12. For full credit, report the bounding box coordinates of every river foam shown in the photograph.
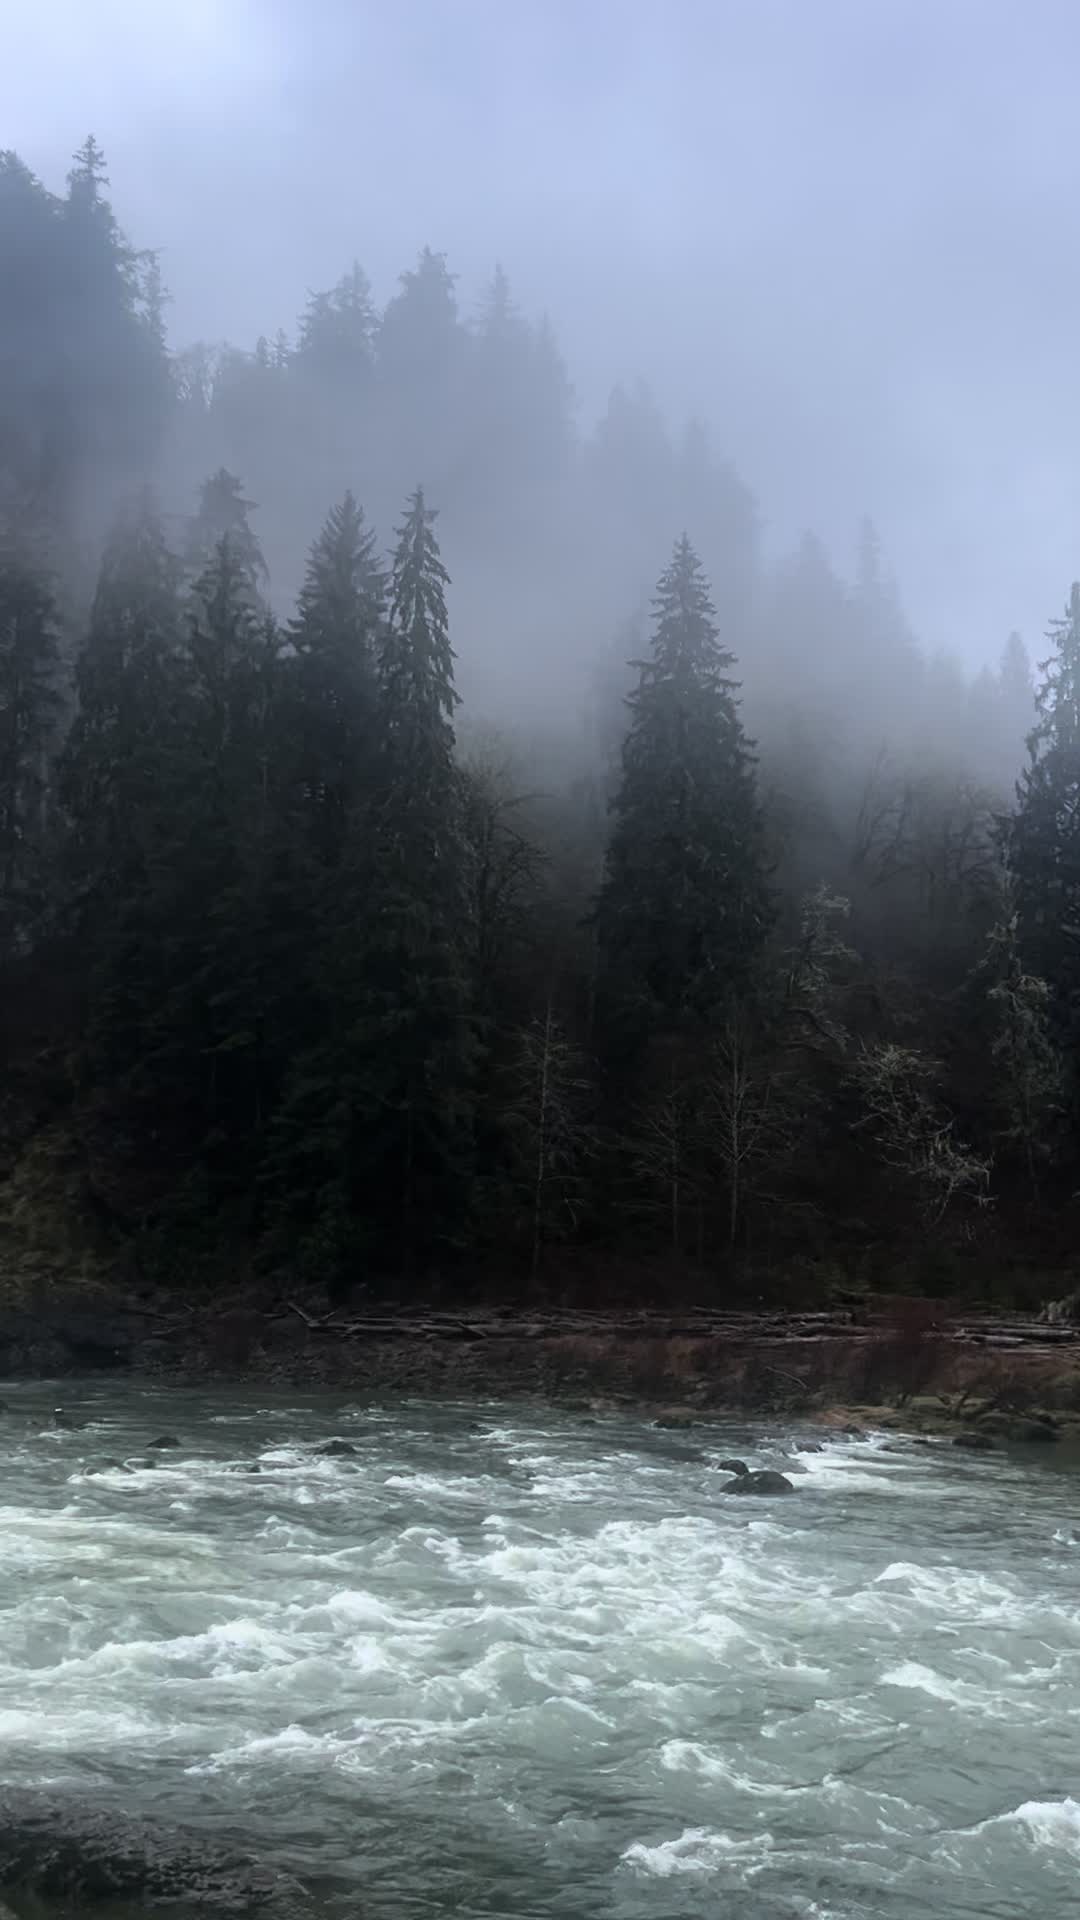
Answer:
[0,1382,1078,1918]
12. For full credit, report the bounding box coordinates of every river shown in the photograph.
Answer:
[0,1381,1077,1918]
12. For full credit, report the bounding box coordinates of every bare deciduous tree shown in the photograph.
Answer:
[504,998,592,1276]
[849,1041,990,1223]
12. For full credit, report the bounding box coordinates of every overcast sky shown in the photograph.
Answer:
[4,0,1079,665]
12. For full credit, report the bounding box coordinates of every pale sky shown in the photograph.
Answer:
[5,0,1080,663]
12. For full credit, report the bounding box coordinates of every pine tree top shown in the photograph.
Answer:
[1028,584,1080,763]
[187,470,267,591]
[292,492,385,656]
[67,134,109,201]
[644,534,738,688]
[379,489,459,767]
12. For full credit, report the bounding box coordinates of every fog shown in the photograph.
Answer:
[7,0,1080,675]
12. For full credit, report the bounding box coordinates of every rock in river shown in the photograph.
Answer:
[316,1438,357,1457]
[721,1469,794,1496]
[713,1457,749,1477]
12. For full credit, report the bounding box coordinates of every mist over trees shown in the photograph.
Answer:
[2,139,1071,1302]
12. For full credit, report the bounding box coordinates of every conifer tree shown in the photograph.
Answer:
[61,492,181,887]
[61,138,170,536]
[295,263,377,385]
[379,249,461,386]
[271,490,476,1279]
[596,536,773,1042]
[982,890,1061,1199]
[185,469,266,595]
[0,543,61,952]
[379,487,459,787]
[288,491,384,865]
[360,489,475,1265]
[103,534,294,1213]
[184,533,275,799]
[375,251,465,507]
[1010,585,1080,1020]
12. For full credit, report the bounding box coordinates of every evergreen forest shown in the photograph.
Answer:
[2,139,1076,1306]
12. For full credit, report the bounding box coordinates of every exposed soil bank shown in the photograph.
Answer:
[4,1288,1080,1451]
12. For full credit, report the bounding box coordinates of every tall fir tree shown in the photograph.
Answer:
[102,529,296,1224]
[1010,584,1080,1035]
[596,535,772,1045]
[185,469,266,596]
[271,490,476,1281]
[0,543,61,953]
[61,138,170,548]
[365,487,475,1262]
[295,263,377,386]
[374,250,465,509]
[378,488,458,782]
[288,491,384,867]
[61,491,181,888]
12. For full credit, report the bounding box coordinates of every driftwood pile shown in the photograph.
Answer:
[279,1300,1080,1352]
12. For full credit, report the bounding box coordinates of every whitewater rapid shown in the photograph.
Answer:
[0,1383,1077,1917]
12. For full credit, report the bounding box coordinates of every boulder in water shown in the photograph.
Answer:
[721,1469,794,1496]
[316,1438,357,1457]
[652,1409,694,1430]
[147,1435,181,1450]
[713,1458,749,1476]
[953,1431,996,1451]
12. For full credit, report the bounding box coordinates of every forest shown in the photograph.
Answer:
[0,138,1075,1306]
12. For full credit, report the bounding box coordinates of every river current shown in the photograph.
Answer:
[0,1382,1077,1918]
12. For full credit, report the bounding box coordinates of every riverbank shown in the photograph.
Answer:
[4,1284,1080,1451]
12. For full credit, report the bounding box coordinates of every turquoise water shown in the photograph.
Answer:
[0,1382,1077,1917]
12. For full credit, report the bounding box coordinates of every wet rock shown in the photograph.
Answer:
[652,1410,694,1430]
[714,1458,749,1476]
[721,1469,794,1496]
[953,1431,996,1451]
[0,1785,291,1911]
[85,1458,131,1476]
[51,1408,88,1431]
[316,1438,357,1457]
[799,1440,825,1453]
[147,1434,181,1450]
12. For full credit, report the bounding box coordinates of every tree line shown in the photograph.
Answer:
[0,140,1075,1302]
